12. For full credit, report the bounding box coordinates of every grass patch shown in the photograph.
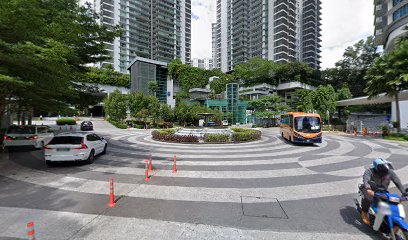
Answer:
[384,136,408,142]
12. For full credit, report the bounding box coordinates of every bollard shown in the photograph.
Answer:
[109,178,115,208]
[173,155,177,173]
[27,221,36,240]
[145,160,150,181]
[149,154,153,172]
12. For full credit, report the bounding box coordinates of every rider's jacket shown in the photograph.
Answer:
[363,168,405,193]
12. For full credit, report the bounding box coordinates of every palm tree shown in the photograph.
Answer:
[365,39,408,132]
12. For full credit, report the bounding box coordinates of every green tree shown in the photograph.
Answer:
[103,90,128,122]
[0,0,120,120]
[313,85,337,123]
[249,94,289,121]
[322,36,379,97]
[146,95,161,125]
[336,86,353,101]
[365,39,408,132]
[159,104,174,122]
[293,89,315,112]
[81,67,130,87]
[148,81,159,96]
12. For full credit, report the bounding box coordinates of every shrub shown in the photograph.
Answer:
[231,129,262,142]
[56,118,76,125]
[390,133,405,138]
[204,134,230,143]
[381,125,390,137]
[404,135,408,141]
[152,130,198,143]
[108,119,127,129]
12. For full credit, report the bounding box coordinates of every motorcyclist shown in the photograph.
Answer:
[360,158,407,225]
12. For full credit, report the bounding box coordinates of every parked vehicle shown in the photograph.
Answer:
[355,184,408,239]
[3,125,54,150]
[280,112,322,144]
[43,132,107,166]
[80,121,93,131]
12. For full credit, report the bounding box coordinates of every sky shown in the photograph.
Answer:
[191,0,374,69]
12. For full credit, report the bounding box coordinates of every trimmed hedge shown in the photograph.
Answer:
[152,130,198,143]
[231,128,262,142]
[56,118,76,125]
[108,119,127,129]
[390,133,405,138]
[204,133,230,143]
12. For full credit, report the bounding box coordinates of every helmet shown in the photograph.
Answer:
[373,158,390,177]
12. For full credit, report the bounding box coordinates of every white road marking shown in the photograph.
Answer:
[317,140,355,156]
[0,207,373,240]
[299,156,360,168]
[108,140,329,158]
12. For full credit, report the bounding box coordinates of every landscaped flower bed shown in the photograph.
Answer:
[152,129,199,143]
[152,128,262,144]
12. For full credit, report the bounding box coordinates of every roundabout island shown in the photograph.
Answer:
[151,127,262,144]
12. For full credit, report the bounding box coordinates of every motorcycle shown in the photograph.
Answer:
[355,184,408,240]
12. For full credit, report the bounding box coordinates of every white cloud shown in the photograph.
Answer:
[191,0,375,68]
[320,0,374,69]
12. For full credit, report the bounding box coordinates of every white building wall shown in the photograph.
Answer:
[391,100,408,129]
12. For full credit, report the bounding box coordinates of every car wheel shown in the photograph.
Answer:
[86,150,95,164]
[45,160,54,167]
[102,144,107,155]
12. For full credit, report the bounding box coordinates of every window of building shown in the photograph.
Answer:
[393,4,408,21]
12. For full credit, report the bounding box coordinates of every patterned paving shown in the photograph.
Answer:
[0,126,407,239]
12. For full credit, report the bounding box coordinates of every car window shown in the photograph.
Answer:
[93,134,101,141]
[7,126,36,134]
[49,136,83,144]
[37,127,48,134]
[86,134,96,141]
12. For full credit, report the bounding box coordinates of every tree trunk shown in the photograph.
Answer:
[395,93,401,133]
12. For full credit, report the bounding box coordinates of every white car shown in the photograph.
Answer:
[43,132,107,166]
[3,125,54,150]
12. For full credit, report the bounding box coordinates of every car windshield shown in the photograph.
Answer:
[294,116,321,133]
[7,126,36,134]
[49,136,83,145]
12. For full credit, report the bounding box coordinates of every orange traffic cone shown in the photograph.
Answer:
[173,155,177,173]
[109,178,115,208]
[27,222,36,240]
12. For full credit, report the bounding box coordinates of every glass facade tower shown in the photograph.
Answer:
[94,0,191,73]
[212,0,322,72]
[374,0,408,52]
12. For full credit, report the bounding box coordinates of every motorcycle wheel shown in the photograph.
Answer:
[394,227,408,240]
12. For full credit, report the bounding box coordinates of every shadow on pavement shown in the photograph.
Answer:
[339,206,381,239]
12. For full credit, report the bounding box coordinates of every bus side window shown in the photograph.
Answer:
[289,115,293,127]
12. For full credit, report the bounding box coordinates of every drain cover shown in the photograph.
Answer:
[240,196,288,219]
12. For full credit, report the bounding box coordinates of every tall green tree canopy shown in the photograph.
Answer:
[0,0,120,116]
[249,94,289,119]
[322,36,379,97]
[365,39,408,131]
[168,59,229,96]
[80,66,130,88]
[234,58,318,87]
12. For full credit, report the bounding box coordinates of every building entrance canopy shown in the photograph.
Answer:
[336,90,408,106]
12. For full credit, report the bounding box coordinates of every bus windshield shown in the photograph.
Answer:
[294,116,321,133]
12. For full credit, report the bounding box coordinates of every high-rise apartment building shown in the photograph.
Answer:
[374,0,408,52]
[212,0,321,72]
[94,0,191,73]
[192,58,213,70]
